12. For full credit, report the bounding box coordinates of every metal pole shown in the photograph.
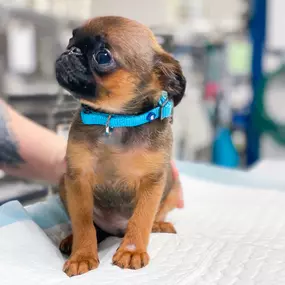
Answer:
[246,0,266,166]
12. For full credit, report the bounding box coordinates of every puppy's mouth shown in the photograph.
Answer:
[55,47,96,98]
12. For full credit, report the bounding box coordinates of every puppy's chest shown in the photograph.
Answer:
[92,146,149,235]
[89,130,166,230]
[94,142,159,182]
[92,143,161,211]
[92,145,149,203]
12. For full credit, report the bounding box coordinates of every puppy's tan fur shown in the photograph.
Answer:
[56,16,186,276]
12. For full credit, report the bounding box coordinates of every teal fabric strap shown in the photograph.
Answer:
[80,91,173,130]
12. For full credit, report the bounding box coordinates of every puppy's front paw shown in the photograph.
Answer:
[112,248,149,270]
[63,250,99,277]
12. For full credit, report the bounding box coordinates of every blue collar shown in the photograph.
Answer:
[80,91,173,134]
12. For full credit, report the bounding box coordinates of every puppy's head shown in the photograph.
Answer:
[55,16,186,114]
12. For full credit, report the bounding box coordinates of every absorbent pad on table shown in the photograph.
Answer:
[0,174,285,285]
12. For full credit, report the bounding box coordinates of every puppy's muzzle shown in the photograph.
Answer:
[55,47,96,97]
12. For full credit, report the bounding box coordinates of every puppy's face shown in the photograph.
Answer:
[55,16,186,113]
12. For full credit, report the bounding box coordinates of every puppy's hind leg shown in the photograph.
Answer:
[59,226,111,256]
[152,178,181,234]
[60,234,73,256]
[152,221,176,234]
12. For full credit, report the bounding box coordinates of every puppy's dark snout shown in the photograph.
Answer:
[55,45,96,97]
[68,46,82,55]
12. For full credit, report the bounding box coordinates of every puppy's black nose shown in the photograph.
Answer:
[68,46,82,55]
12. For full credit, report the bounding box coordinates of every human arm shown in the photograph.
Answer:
[0,99,67,185]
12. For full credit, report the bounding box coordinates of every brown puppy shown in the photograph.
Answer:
[55,16,186,277]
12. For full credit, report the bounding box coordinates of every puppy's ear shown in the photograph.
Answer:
[154,53,186,106]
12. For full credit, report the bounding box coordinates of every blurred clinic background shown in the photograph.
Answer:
[0,0,284,204]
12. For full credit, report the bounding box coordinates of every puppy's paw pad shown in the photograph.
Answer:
[152,221,177,234]
[63,254,99,277]
[59,235,73,255]
[112,250,149,270]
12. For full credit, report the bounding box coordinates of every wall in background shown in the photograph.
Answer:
[0,0,244,31]
[88,0,178,28]
[0,0,179,27]
[202,0,244,29]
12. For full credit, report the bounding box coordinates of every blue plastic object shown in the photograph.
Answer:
[212,127,239,168]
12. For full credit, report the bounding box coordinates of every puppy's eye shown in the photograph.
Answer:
[91,48,116,74]
[95,49,112,65]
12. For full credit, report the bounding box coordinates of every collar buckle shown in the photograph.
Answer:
[105,115,112,135]
[158,91,170,120]
[160,99,169,120]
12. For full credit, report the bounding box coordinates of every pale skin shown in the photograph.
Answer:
[0,99,184,208]
[0,99,67,184]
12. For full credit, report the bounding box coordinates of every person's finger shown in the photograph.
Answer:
[176,186,184,208]
[171,161,184,208]
[171,160,179,179]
